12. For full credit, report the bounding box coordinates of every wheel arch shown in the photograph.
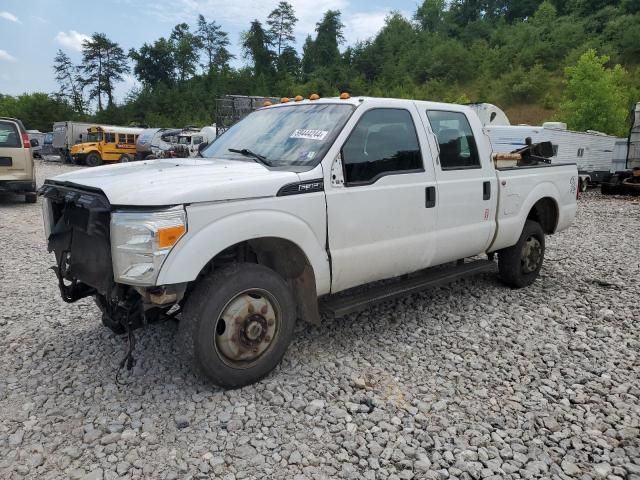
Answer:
[157,210,330,324]
[526,196,559,234]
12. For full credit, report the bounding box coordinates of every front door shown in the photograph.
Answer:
[419,109,497,265]
[325,102,438,293]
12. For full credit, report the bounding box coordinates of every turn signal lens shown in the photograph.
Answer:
[158,224,186,249]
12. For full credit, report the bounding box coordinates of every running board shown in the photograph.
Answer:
[321,260,496,318]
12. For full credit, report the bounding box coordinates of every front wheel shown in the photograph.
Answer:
[180,263,296,388]
[85,152,103,167]
[497,220,545,288]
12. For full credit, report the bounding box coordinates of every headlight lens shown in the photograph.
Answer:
[111,206,186,285]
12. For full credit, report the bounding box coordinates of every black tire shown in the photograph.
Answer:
[180,263,296,388]
[119,154,133,163]
[145,154,157,160]
[25,192,37,203]
[498,220,545,288]
[85,152,103,167]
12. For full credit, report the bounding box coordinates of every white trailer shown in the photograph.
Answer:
[484,122,617,190]
[52,121,98,163]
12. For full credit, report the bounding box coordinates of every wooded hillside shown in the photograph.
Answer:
[1,0,638,136]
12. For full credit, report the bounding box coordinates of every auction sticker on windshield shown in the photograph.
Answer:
[290,129,329,141]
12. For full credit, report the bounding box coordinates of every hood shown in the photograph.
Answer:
[71,143,98,152]
[48,158,300,206]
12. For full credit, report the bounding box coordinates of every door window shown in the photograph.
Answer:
[426,110,480,170]
[0,121,20,148]
[342,108,422,185]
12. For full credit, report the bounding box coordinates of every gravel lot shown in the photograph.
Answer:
[1,159,639,480]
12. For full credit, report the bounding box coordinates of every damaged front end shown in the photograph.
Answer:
[40,181,186,333]
[41,182,114,303]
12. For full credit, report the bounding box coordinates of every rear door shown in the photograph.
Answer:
[0,119,29,181]
[419,109,497,264]
[325,101,438,293]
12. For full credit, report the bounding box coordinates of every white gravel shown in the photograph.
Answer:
[0,160,639,480]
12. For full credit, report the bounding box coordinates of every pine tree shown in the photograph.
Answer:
[79,33,130,110]
[196,14,233,73]
[266,2,298,56]
[53,49,85,114]
[314,10,345,68]
[242,20,275,77]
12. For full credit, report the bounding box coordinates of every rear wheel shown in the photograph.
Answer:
[85,153,103,167]
[180,263,296,388]
[119,154,133,163]
[498,220,545,288]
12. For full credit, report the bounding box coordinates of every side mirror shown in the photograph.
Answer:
[30,139,39,147]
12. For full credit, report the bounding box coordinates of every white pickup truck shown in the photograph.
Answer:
[40,96,578,387]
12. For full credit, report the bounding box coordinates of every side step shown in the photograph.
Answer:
[321,260,496,318]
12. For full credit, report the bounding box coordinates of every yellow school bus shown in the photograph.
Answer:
[70,125,143,167]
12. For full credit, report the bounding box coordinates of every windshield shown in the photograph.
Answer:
[201,103,354,168]
[86,132,103,142]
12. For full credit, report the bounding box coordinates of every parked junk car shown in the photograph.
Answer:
[0,117,37,202]
[70,125,144,166]
[52,121,98,163]
[136,128,180,160]
[41,132,55,156]
[40,95,578,388]
[136,126,217,160]
[27,130,46,159]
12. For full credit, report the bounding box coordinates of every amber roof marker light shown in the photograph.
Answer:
[294,95,304,102]
[280,97,289,103]
[339,92,351,100]
[263,100,272,107]
[309,93,320,100]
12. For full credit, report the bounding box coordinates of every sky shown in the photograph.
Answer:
[0,0,417,101]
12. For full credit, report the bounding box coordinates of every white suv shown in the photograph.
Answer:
[0,117,37,203]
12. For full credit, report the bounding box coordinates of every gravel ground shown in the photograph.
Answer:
[0,159,639,480]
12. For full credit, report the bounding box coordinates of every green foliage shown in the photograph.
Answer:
[21,1,637,133]
[560,49,630,136]
[0,93,78,132]
[79,33,129,111]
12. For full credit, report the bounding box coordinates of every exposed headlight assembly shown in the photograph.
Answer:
[110,206,186,286]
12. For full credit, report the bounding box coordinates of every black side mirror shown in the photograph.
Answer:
[30,139,39,147]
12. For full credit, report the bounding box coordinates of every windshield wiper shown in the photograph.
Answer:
[228,148,272,167]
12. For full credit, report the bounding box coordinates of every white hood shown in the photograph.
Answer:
[48,158,301,206]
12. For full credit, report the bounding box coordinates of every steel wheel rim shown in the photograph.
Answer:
[521,236,543,273]
[213,288,280,369]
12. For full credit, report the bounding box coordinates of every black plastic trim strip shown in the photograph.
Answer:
[277,178,324,196]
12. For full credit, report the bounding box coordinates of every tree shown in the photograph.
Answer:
[0,93,76,132]
[52,49,85,114]
[559,49,629,136]
[266,2,298,56]
[314,10,345,68]
[170,23,202,82]
[196,14,233,73]
[242,20,275,77]
[415,0,446,32]
[129,38,177,87]
[301,35,316,75]
[79,33,130,111]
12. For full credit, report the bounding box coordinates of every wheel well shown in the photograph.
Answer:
[192,237,321,324]
[527,197,558,234]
